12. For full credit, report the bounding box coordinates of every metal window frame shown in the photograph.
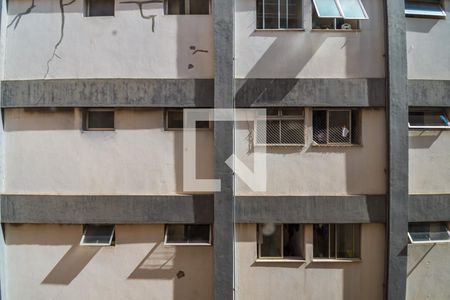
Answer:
[314,223,361,260]
[257,224,305,260]
[260,0,302,29]
[254,108,305,146]
[313,109,356,146]
[85,108,115,131]
[312,0,368,19]
[405,0,446,18]
[80,224,115,246]
[408,222,450,244]
[164,108,212,131]
[164,224,213,246]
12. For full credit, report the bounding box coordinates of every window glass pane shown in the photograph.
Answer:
[313,224,330,258]
[87,0,115,16]
[87,111,114,129]
[190,0,209,14]
[409,222,450,242]
[166,225,188,243]
[186,225,210,243]
[336,224,360,258]
[409,110,449,127]
[264,0,280,29]
[405,1,446,17]
[351,110,361,144]
[328,111,351,143]
[287,0,302,28]
[168,0,185,14]
[257,0,264,28]
[283,224,303,258]
[260,224,282,257]
[167,110,184,129]
[82,225,114,245]
[339,0,367,19]
[313,110,327,144]
[429,223,450,241]
[312,0,341,17]
[280,0,288,28]
[280,120,304,144]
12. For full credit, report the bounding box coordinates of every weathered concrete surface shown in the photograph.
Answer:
[235,79,386,107]
[1,79,214,107]
[0,195,213,224]
[407,80,450,106]
[235,195,386,223]
[408,195,450,222]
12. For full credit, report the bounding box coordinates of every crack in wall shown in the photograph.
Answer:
[7,0,36,30]
[44,0,77,79]
[120,0,163,32]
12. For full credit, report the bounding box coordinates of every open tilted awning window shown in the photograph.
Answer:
[80,225,115,246]
[405,1,446,18]
[408,223,450,244]
[312,0,369,19]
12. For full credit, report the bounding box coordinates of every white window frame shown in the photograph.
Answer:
[405,0,447,18]
[85,108,115,131]
[313,224,361,261]
[257,0,304,29]
[313,109,358,146]
[408,222,450,244]
[254,108,305,146]
[257,224,305,260]
[164,108,212,131]
[164,0,211,15]
[80,225,115,246]
[312,0,368,19]
[408,109,450,130]
[164,224,212,246]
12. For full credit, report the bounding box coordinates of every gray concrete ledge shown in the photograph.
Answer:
[235,78,386,107]
[0,195,213,224]
[409,194,450,222]
[408,80,450,107]
[235,195,386,223]
[0,79,214,108]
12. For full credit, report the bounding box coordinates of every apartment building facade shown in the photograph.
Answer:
[0,0,449,299]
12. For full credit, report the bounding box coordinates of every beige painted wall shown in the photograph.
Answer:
[5,224,213,300]
[409,115,450,194]
[235,223,385,300]
[406,0,450,80]
[3,108,214,195]
[235,0,385,78]
[406,241,450,300]
[235,108,386,196]
[5,0,213,80]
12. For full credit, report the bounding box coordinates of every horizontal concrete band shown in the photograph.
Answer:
[0,79,214,108]
[235,195,387,223]
[408,194,450,222]
[408,80,450,107]
[0,195,214,224]
[235,78,386,107]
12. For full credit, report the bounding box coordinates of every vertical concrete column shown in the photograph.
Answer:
[213,0,235,298]
[384,0,409,299]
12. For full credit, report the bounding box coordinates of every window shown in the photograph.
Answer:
[256,0,303,29]
[166,0,210,15]
[257,224,304,259]
[408,108,450,129]
[312,0,368,30]
[313,224,361,259]
[80,225,115,246]
[165,224,211,245]
[84,109,115,131]
[405,0,446,18]
[313,109,361,145]
[85,0,115,17]
[408,222,450,244]
[255,108,305,145]
[165,109,211,130]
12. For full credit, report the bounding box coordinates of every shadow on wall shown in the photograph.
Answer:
[409,130,441,149]
[42,246,100,285]
[406,18,439,33]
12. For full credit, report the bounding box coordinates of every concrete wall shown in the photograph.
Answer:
[406,241,450,300]
[4,224,213,300]
[235,223,385,300]
[3,108,214,195]
[409,112,450,194]
[4,0,213,80]
[235,0,385,78]
[235,108,386,196]
[406,0,450,80]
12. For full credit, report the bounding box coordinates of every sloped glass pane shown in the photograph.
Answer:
[82,225,114,245]
[313,0,341,18]
[405,2,446,17]
[339,0,368,19]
